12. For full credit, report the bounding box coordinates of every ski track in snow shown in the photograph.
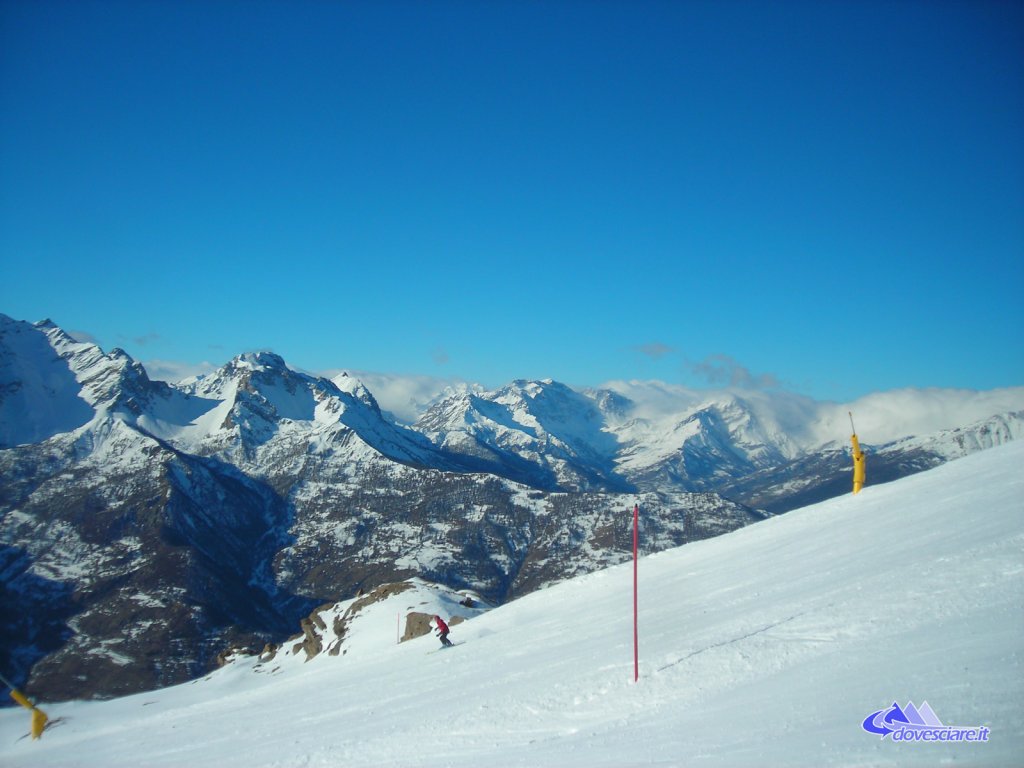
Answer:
[1,442,1022,767]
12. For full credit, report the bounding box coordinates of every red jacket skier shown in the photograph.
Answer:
[429,615,453,648]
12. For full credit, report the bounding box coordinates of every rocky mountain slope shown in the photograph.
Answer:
[1,313,1021,702]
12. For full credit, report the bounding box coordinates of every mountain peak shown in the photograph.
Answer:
[332,371,381,413]
[232,351,288,372]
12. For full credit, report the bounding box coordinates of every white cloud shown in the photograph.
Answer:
[633,342,676,360]
[321,369,477,424]
[688,353,783,390]
[129,332,161,346]
[67,329,101,345]
[143,359,218,384]
[598,378,705,419]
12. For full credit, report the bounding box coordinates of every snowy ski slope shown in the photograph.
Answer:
[1,441,1021,767]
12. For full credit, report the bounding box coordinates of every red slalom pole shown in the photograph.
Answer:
[633,503,639,683]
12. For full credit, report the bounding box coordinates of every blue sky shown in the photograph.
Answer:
[1,0,1022,402]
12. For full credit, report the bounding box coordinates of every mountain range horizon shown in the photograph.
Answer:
[14,313,1020,441]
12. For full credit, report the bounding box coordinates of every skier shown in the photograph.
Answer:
[430,615,453,648]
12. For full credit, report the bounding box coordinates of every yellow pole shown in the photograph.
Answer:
[850,412,866,494]
[1,674,48,739]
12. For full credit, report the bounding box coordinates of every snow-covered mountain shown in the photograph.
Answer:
[414,379,628,491]
[416,375,1023,507]
[1,315,764,702]
[2,440,1019,767]
[1,313,1021,703]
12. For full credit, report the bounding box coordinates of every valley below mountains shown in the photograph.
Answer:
[1,313,1021,702]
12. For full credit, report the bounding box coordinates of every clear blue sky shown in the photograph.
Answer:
[2,0,1022,401]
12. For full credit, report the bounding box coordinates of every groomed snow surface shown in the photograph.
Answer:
[2,442,1022,767]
